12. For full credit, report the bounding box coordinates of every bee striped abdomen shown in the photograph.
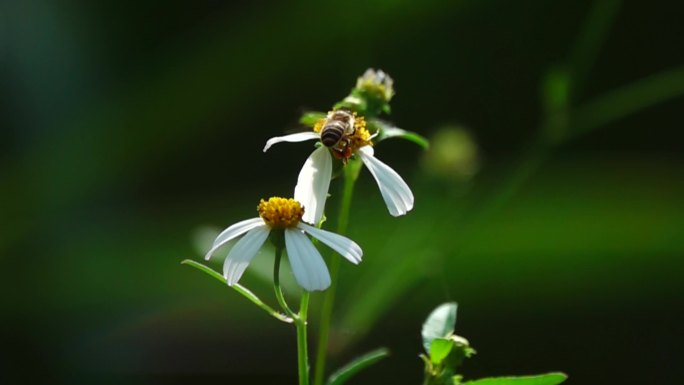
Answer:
[321,121,346,147]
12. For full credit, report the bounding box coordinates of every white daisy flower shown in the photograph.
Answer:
[205,197,362,292]
[263,110,414,224]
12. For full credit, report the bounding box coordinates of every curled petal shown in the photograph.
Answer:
[294,146,332,225]
[284,229,331,291]
[357,146,414,216]
[223,225,270,285]
[297,223,362,264]
[263,131,320,152]
[206,217,265,260]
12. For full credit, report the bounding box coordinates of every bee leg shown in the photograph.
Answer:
[331,137,355,164]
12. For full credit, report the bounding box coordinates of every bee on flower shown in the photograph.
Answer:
[318,108,370,162]
[263,108,414,225]
[205,197,362,292]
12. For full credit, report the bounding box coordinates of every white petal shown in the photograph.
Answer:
[357,146,414,216]
[205,217,264,260]
[297,223,362,264]
[263,131,320,152]
[284,229,331,291]
[223,225,270,285]
[294,146,332,225]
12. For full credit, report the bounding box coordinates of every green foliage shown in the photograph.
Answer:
[420,304,564,385]
[371,119,430,149]
[331,68,394,118]
[181,259,226,284]
[300,111,327,127]
[421,303,475,385]
[422,302,458,352]
[326,348,390,385]
[429,338,454,365]
[181,259,292,323]
[334,95,368,116]
[460,373,567,385]
[338,89,389,118]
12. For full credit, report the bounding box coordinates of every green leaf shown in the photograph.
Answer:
[182,258,226,284]
[461,373,567,385]
[334,96,367,114]
[430,338,454,365]
[181,259,293,323]
[422,303,458,352]
[569,66,684,142]
[300,111,326,127]
[326,348,390,385]
[372,120,429,149]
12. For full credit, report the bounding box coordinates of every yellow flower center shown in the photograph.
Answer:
[312,118,325,134]
[258,197,304,229]
[347,116,372,150]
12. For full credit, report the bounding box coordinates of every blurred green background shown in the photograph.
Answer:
[2,0,683,384]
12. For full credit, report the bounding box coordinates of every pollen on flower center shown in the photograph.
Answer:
[258,197,304,229]
[347,116,371,150]
[313,118,325,134]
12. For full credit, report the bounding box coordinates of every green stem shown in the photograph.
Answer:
[273,245,296,320]
[313,254,340,385]
[181,259,292,323]
[186,250,313,385]
[296,292,311,385]
[313,160,361,385]
[273,246,311,385]
[568,0,622,102]
[336,160,360,235]
[568,66,684,141]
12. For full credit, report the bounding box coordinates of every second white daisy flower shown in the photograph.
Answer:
[205,197,362,292]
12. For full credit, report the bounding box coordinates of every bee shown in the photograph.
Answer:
[320,109,356,160]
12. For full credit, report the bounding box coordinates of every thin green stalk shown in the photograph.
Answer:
[337,159,361,235]
[296,292,311,385]
[569,66,684,141]
[313,254,340,385]
[273,245,297,319]
[181,259,292,323]
[273,244,311,385]
[313,159,362,385]
[569,0,622,102]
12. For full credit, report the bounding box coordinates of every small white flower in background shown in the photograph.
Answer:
[263,110,414,225]
[356,68,395,102]
[205,197,362,292]
[338,68,395,115]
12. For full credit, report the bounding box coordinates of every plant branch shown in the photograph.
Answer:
[181,259,293,323]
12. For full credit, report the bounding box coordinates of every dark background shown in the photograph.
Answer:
[2,1,683,384]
